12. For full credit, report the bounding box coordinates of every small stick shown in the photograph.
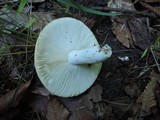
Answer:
[140,2,160,16]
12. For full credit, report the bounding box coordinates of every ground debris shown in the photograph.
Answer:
[0,0,160,120]
[0,80,31,114]
[127,17,152,50]
[46,97,70,120]
[136,73,159,112]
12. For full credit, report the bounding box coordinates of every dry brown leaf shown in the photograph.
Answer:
[88,84,103,102]
[110,0,151,49]
[0,80,31,114]
[112,19,132,48]
[46,97,70,120]
[137,74,160,112]
[85,18,96,29]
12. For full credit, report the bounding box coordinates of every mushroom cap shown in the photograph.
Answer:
[35,17,102,97]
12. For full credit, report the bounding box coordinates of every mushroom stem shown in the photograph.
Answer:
[68,44,112,65]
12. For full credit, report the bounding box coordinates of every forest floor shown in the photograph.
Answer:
[0,0,160,120]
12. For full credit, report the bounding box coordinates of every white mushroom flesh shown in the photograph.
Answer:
[68,45,112,65]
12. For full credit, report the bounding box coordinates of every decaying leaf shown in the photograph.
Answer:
[112,17,152,49]
[60,93,97,120]
[60,84,103,115]
[108,0,135,48]
[85,18,96,29]
[46,97,70,120]
[110,0,152,49]
[109,0,135,48]
[112,19,132,48]
[137,73,160,112]
[128,18,151,50]
[60,96,92,111]
[0,80,31,114]
[88,84,103,102]
[124,81,141,98]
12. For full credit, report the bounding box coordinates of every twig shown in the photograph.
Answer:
[140,2,160,16]
[92,7,157,18]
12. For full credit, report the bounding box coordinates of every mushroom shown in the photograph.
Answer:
[35,17,112,97]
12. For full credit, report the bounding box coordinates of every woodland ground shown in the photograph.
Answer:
[0,0,160,120]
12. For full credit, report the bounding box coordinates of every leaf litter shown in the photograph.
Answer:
[0,0,160,120]
[0,80,31,114]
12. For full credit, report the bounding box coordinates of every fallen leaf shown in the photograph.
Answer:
[112,18,132,48]
[137,73,159,112]
[46,97,70,120]
[60,95,96,120]
[85,18,96,29]
[128,18,151,50]
[0,80,31,114]
[61,97,86,110]
[88,84,103,102]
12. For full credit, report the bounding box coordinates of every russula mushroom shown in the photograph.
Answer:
[35,17,112,97]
